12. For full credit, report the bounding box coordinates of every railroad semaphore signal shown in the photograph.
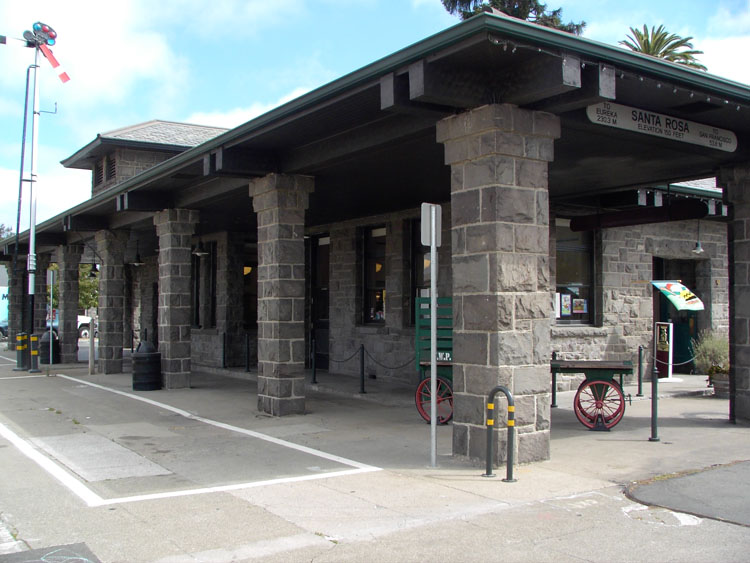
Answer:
[23,22,70,82]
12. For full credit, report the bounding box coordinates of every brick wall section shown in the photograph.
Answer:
[437,104,559,465]
[321,207,452,382]
[154,209,198,388]
[550,219,728,387]
[96,230,128,373]
[58,245,83,362]
[721,165,750,420]
[92,149,176,197]
[250,174,312,416]
[137,257,159,347]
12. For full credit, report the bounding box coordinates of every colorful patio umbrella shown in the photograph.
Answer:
[651,280,704,311]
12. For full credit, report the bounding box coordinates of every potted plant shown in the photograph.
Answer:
[692,330,729,398]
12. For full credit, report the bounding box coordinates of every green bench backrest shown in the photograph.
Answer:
[415,297,453,371]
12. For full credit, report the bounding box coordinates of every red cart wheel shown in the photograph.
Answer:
[415,377,453,424]
[573,379,625,429]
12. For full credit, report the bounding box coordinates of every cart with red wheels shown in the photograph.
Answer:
[414,297,453,424]
[550,359,634,429]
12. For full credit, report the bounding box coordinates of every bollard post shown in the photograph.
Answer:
[14,333,28,371]
[482,385,517,482]
[29,334,40,373]
[359,344,366,393]
[311,338,317,384]
[649,361,660,442]
[637,345,644,397]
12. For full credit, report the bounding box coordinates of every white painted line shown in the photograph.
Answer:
[56,373,379,471]
[101,467,380,506]
[0,373,382,507]
[0,420,105,507]
[0,375,49,380]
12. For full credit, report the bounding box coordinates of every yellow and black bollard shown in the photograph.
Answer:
[14,333,29,371]
[29,334,41,373]
[483,385,517,482]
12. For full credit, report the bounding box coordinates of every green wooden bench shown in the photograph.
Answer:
[414,297,453,424]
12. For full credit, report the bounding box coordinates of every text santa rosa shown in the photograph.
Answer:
[587,102,737,153]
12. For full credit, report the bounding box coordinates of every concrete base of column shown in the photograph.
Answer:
[163,372,190,389]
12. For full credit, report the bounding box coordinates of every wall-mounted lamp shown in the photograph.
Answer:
[130,240,145,267]
[89,264,99,278]
[192,241,209,257]
[693,221,705,255]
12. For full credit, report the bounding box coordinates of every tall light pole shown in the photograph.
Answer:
[17,22,69,351]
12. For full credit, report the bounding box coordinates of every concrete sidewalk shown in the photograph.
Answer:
[1,351,748,562]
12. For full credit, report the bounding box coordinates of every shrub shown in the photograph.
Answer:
[692,330,729,375]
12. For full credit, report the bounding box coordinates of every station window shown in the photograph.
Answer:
[556,219,594,324]
[362,226,386,323]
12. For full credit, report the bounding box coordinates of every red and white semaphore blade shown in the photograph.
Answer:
[38,43,70,83]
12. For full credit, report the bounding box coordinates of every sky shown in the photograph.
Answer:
[1,0,749,233]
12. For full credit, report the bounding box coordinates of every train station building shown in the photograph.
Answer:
[2,11,749,464]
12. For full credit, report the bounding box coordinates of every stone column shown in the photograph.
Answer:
[33,254,50,335]
[58,245,83,363]
[437,104,560,464]
[96,230,128,373]
[154,209,198,389]
[720,164,750,420]
[250,174,313,416]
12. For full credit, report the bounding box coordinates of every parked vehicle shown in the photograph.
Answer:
[46,315,94,338]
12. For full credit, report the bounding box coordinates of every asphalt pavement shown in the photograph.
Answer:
[0,345,749,562]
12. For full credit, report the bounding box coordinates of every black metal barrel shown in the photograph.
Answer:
[132,341,162,391]
[39,331,60,364]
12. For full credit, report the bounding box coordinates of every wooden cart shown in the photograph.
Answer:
[550,358,634,429]
[414,297,453,424]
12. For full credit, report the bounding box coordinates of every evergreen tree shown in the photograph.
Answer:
[442,0,585,35]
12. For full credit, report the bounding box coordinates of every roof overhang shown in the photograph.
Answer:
[4,12,750,252]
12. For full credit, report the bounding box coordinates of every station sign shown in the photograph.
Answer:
[587,101,737,153]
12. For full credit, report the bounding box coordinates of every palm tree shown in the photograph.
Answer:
[441,0,585,35]
[619,25,707,71]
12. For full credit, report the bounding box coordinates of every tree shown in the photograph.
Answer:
[619,25,707,71]
[441,1,585,35]
[0,224,13,239]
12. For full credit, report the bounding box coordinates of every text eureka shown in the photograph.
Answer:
[588,102,737,151]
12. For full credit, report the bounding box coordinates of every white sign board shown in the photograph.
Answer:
[421,203,441,247]
[586,102,737,153]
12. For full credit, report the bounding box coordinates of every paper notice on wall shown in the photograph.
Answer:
[560,294,572,316]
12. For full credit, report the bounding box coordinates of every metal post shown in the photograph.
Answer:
[429,204,438,468]
[88,317,96,375]
[222,332,227,368]
[25,48,40,350]
[483,385,517,482]
[359,344,366,393]
[637,345,644,397]
[551,351,558,408]
[649,361,660,442]
[311,338,317,384]
[245,332,251,373]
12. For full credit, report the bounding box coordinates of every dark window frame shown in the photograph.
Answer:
[555,220,596,325]
[360,225,387,324]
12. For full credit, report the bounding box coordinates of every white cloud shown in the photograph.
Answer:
[184,87,312,128]
[696,36,750,85]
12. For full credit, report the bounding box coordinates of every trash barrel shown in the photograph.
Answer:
[132,341,162,391]
[39,331,60,364]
